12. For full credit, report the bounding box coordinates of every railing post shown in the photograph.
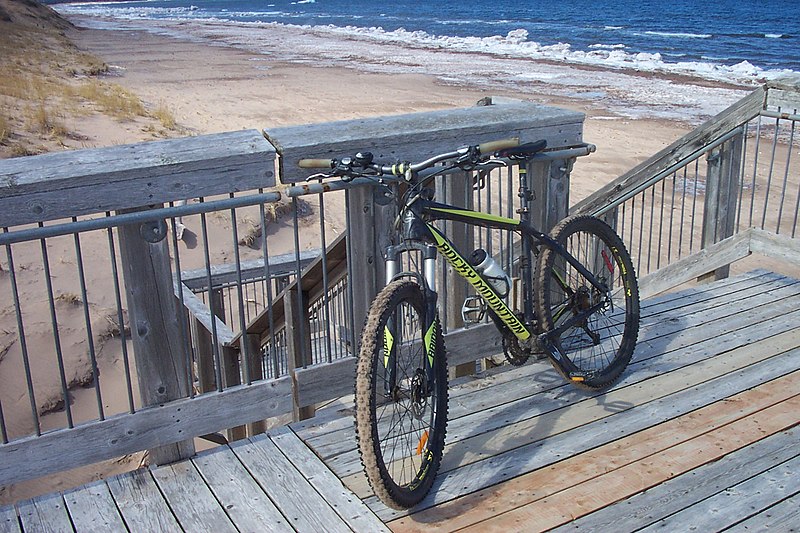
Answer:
[346,185,396,345]
[700,132,744,282]
[285,286,315,421]
[245,333,267,435]
[117,211,195,466]
[347,187,379,347]
[530,158,572,233]
[193,288,225,393]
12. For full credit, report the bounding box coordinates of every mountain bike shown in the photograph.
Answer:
[299,138,640,509]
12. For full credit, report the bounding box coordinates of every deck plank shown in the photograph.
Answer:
[338,303,800,489]
[63,481,126,533]
[303,272,800,463]
[639,454,800,532]
[16,493,71,533]
[369,338,800,520]
[191,446,291,532]
[151,461,237,532]
[389,371,800,531]
[0,506,19,533]
[452,394,800,532]
[293,270,792,451]
[268,426,389,532]
[106,469,181,532]
[230,435,353,533]
[727,493,800,532]
[554,429,800,532]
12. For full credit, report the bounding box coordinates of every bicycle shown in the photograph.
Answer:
[299,138,640,509]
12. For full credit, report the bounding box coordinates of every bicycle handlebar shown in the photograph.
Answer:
[296,137,540,180]
[477,138,520,154]
[298,159,335,169]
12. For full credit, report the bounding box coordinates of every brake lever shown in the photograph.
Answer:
[305,172,333,182]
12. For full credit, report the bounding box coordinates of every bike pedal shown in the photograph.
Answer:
[568,372,588,383]
[461,295,486,324]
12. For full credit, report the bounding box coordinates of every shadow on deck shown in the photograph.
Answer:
[3,269,799,532]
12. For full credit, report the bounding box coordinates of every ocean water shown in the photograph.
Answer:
[50,0,800,120]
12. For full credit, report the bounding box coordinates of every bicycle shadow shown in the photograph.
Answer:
[400,313,683,526]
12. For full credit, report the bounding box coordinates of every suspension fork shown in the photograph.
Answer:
[383,243,439,395]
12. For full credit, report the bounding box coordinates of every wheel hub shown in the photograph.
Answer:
[410,369,428,418]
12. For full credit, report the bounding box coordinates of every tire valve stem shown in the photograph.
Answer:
[416,430,429,455]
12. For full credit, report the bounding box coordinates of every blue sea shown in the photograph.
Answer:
[50,0,800,120]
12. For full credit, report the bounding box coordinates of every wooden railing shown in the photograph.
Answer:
[0,99,588,487]
[574,78,800,296]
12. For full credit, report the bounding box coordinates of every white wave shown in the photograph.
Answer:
[765,33,784,39]
[53,4,795,86]
[589,43,626,50]
[642,31,712,39]
[298,24,791,84]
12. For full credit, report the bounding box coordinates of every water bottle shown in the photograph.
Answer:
[469,248,511,298]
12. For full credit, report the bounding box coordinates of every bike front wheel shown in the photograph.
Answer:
[354,279,448,509]
[535,215,640,389]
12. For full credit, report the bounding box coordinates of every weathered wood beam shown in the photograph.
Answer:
[266,102,584,184]
[293,323,504,407]
[176,282,236,345]
[179,249,319,291]
[749,229,800,265]
[0,130,276,226]
[0,378,293,487]
[638,230,752,299]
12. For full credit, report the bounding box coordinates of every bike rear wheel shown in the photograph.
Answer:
[354,279,448,509]
[535,215,639,389]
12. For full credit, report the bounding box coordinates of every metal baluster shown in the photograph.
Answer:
[105,215,135,413]
[748,115,763,228]
[229,199,251,384]
[71,222,104,419]
[656,179,666,271]
[317,186,334,364]
[291,196,308,368]
[637,191,646,274]
[169,208,195,398]
[678,166,689,259]
[689,160,700,254]
[761,116,781,230]
[775,118,795,234]
[667,172,677,264]
[4,231,40,434]
[39,228,73,428]
[199,201,223,392]
[258,193,279,378]
[344,189,357,358]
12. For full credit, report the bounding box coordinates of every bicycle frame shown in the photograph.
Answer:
[383,195,613,379]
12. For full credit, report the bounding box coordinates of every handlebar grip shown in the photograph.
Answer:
[298,159,334,169]
[477,138,520,155]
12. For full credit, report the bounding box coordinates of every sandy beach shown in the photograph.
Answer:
[63,19,703,203]
[1,4,760,504]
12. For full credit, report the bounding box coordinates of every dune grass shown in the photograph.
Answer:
[0,14,181,157]
[0,114,8,144]
[74,80,147,119]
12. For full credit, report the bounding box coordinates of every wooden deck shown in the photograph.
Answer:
[293,268,800,531]
[2,269,799,532]
[0,427,388,533]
